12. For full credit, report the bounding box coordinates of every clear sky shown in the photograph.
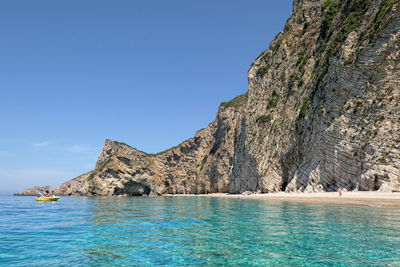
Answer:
[0,0,293,194]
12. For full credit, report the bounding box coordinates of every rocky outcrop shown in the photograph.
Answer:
[245,0,400,193]
[56,172,91,195]
[14,186,54,196]
[73,103,246,196]
[17,0,400,196]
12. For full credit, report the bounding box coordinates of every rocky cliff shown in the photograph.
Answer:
[17,0,400,196]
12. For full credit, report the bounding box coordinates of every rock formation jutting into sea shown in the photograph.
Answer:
[17,0,400,196]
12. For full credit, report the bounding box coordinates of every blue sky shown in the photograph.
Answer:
[0,0,292,194]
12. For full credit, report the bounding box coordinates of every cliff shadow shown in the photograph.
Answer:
[229,117,261,193]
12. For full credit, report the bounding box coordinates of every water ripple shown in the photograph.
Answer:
[1,196,400,266]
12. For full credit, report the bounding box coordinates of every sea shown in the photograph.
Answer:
[1,195,400,266]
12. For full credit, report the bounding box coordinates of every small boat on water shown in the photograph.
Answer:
[35,196,60,201]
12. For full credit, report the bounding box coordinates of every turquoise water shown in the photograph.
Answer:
[1,196,400,266]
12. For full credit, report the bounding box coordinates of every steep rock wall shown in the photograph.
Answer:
[17,0,400,196]
[242,0,400,193]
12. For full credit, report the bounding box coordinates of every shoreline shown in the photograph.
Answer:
[165,192,400,209]
[12,191,400,209]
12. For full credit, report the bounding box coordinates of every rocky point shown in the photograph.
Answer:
[16,0,400,196]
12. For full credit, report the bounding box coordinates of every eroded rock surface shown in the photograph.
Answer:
[14,186,54,196]
[17,0,400,196]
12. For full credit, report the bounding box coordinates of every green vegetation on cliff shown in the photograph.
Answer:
[87,172,96,181]
[373,0,393,34]
[256,65,271,78]
[112,141,131,147]
[87,157,113,181]
[267,91,280,109]
[200,155,208,170]
[299,99,311,118]
[220,92,248,110]
[256,114,273,124]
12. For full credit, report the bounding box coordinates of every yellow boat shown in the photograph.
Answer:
[35,196,60,201]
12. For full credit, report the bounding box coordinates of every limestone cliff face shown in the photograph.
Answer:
[244,0,400,193]
[17,0,400,196]
[45,103,234,196]
[75,103,245,196]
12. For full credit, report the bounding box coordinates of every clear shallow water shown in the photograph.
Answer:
[1,196,400,266]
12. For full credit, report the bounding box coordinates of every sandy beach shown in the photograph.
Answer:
[167,192,400,209]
